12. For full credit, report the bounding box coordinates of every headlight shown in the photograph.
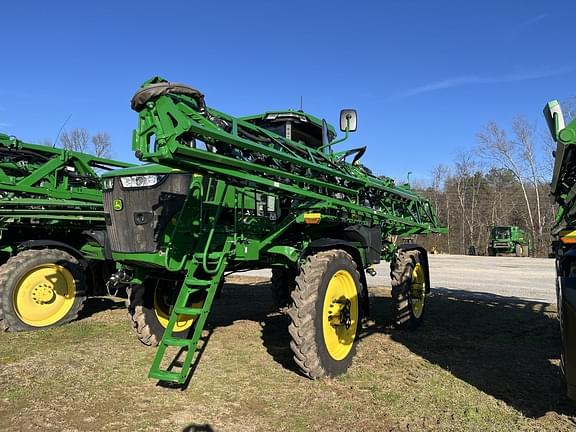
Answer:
[119,174,166,188]
[102,177,114,190]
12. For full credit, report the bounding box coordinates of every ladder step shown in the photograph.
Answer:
[173,306,204,315]
[162,337,191,347]
[184,279,212,287]
[149,244,233,384]
[193,252,225,260]
[148,369,185,383]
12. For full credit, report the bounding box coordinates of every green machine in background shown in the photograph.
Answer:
[0,133,132,331]
[487,225,530,257]
[546,100,576,399]
[103,77,446,384]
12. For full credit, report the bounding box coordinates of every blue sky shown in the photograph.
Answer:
[1,1,574,183]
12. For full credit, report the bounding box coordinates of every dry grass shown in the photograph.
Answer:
[0,276,575,431]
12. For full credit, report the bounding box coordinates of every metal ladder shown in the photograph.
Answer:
[148,241,232,384]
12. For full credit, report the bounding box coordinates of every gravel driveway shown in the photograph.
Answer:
[241,254,557,304]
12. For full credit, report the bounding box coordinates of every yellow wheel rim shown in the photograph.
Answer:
[322,270,359,361]
[410,263,426,319]
[13,264,76,327]
[153,289,200,332]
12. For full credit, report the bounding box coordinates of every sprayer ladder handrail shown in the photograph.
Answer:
[148,240,233,384]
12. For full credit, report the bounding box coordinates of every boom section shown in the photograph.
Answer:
[0,133,133,224]
[130,79,444,235]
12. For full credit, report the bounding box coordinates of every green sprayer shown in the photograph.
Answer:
[487,225,530,257]
[0,133,131,331]
[546,99,576,399]
[103,77,446,384]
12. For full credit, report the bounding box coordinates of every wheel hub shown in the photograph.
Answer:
[13,262,77,327]
[328,298,352,329]
[322,269,359,361]
[31,283,55,304]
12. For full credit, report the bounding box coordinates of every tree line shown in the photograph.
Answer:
[42,128,112,158]
[414,98,575,257]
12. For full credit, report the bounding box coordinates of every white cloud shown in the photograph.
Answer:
[517,14,548,31]
[399,66,576,98]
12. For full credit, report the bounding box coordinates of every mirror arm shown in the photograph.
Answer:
[318,129,349,151]
[318,117,351,151]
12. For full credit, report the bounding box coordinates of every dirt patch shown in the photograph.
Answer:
[0,277,574,431]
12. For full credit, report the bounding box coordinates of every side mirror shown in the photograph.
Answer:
[339,109,357,132]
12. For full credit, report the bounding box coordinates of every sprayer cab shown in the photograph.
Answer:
[240,109,358,151]
[240,110,336,150]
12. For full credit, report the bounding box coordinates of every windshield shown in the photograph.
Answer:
[493,227,510,239]
[247,118,324,148]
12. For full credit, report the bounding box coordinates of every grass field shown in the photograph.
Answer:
[1,276,575,431]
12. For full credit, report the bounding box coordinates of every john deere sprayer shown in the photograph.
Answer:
[0,133,131,331]
[487,225,530,257]
[546,100,576,399]
[103,77,446,384]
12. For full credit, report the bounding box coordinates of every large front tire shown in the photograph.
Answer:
[288,250,362,379]
[126,279,202,346]
[391,249,427,330]
[0,249,86,331]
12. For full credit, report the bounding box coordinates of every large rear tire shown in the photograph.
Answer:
[126,279,202,346]
[391,249,427,330]
[288,250,362,379]
[0,249,86,331]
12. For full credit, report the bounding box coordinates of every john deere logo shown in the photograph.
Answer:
[113,199,123,211]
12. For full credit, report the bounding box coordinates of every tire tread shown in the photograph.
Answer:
[0,249,86,332]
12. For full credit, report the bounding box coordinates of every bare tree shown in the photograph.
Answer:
[431,164,449,212]
[434,165,450,252]
[476,122,534,235]
[541,130,556,178]
[476,119,551,254]
[92,132,112,158]
[454,154,484,253]
[60,128,89,153]
[563,96,576,122]
[513,118,544,241]
[40,138,54,147]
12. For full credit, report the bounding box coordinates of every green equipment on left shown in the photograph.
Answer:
[0,132,132,331]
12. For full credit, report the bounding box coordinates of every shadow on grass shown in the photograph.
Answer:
[363,288,576,419]
[155,280,302,389]
[156,328,215,391]
[77,296,125,321]
[109,275,573,420]
[182,424,214,432]
[209,280,302,375]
